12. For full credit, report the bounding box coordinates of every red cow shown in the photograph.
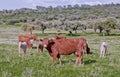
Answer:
[54,35,66,39]
[40,37,90,66]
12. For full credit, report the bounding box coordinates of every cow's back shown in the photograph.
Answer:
[51,38,80,55]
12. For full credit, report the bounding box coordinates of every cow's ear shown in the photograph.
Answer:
[49,39,54,44]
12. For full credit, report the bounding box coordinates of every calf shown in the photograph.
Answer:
[40,37,90,66]
[100,42,107,57]
[18,42,27,56]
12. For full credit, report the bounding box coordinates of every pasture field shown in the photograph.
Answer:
[0,27,120,77]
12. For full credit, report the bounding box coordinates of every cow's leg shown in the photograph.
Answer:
[24,47,26,55]
[102,49,105,57]
[104,48,107,56]
[51,53,57,66]
[57,54,62,66]
[75,57,79,65]
[75,52,79,65]
[76,51,83,66]
[37,45,41,53]
[51,57,56,66]
[103,49,106,57]
[100,50,102,57]
[79,53,83,66]
[18,42,21,56]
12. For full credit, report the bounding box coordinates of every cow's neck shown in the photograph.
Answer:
[46,44,53,53]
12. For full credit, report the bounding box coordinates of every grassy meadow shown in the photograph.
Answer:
[0,27,120,77]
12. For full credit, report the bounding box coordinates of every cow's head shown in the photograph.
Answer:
[40,38,54,48]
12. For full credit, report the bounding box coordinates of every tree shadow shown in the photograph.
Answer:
[99,33,120,36]
[84,59,96,65]
[109,33,120,36]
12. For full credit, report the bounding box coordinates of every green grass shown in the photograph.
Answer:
[0,33,120,77]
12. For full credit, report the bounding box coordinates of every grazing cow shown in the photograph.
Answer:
[100,42,107,57]
[18,42,27,56]
[54,35,66,39]
[40,37,90,66]
[18,35,32,48]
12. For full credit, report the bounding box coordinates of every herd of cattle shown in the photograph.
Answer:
[18,34,107,66]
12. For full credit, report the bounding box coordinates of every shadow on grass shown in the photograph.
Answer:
[99,33,120,36]
[61,58,96,65]
[109,33,120,36]
[84,59,96,65]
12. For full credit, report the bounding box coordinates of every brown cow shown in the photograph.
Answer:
[40,37,90,66]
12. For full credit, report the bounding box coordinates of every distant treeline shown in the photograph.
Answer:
[0,3,120,35]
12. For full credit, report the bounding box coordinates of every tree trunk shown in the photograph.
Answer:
[106,30,110,36]
[42,29,44,34]
[75,30,77,34]
[99,29,103,34]
[30,31,32,34]
[69,31,73,36]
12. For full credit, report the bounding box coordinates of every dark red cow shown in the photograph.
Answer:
[40,37,90,66]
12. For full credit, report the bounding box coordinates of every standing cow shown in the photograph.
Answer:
[100,42,107,57]
[40,37,90,66]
